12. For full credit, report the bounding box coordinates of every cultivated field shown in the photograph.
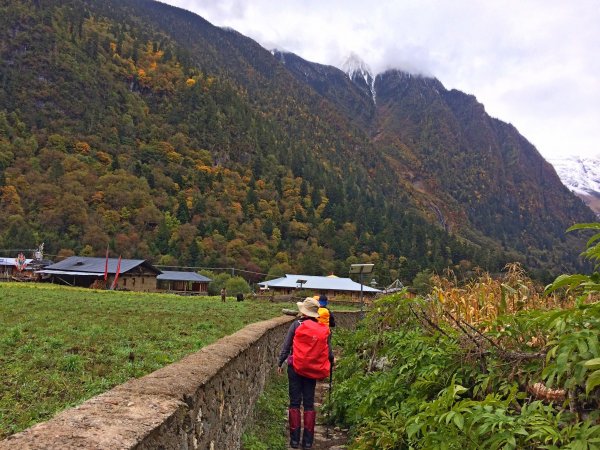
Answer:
[0,283,293,439]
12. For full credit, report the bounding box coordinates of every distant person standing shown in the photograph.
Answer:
[317,294,336,328]
[278,297,333,449]
[221,287,227,302]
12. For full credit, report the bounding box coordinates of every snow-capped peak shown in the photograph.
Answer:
[341,53,377,104]
[550,154,600,217]
[342,53,372,79]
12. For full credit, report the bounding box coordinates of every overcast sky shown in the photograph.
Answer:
[161,0,599,161]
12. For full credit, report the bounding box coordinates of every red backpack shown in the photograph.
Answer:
[292,319,331,379]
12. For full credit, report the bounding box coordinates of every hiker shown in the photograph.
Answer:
[220,287,226,302]
[278,297,334,449]
[317,294,336,328]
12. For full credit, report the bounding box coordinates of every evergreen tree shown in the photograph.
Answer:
[176,195,190,223]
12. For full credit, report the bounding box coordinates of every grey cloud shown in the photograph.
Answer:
[159,0,600,159]
[165,0,248,22]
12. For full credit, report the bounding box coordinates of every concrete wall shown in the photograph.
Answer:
[0,311,361,450]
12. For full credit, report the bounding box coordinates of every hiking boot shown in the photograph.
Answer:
[288,408,301,448]
[302,410,316,449]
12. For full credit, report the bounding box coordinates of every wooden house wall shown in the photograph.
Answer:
[268,286,376,300]
[1,266,36,281]
[156,280,209,294]
[116,274,158,292]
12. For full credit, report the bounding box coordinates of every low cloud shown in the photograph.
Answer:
[161,0,600,159]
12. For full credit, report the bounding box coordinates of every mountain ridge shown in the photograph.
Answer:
[0,0,595,284]
[273,48,596,270]
[341,53,376,103]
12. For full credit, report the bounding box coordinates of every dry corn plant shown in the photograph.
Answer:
[428,263,573,328]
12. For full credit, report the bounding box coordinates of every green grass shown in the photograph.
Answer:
[0,283,295,439]
[241,372,289,450]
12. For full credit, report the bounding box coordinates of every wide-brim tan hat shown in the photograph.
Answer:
[297,297,320,318]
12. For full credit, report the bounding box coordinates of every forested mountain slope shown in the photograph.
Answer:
[0,0,594,284]
[372,71,591,266]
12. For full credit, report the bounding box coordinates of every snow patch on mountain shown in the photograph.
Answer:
[342,53,376,104]
[550,155,600,216]
[551,156,600,196]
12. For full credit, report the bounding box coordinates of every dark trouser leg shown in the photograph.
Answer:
[288,365,317,409]
[300,376,316,411]
[288,365,302,408]
[301,378,317,448]
[288,366,317,449]
[288,366,302,447]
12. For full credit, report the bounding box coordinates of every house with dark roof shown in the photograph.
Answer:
[38,256,161,291]
[156,271,212,295]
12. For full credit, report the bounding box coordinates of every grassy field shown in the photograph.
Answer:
[0,283,296,439]
[241,373,289,450]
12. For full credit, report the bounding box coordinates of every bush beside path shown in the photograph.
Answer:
[310,373,349,450]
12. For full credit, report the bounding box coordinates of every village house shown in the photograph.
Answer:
[0,257,34,281]
[258,274,380,300]
[156,271,212,295]
[37,256,214,294]
[38,256,162,292]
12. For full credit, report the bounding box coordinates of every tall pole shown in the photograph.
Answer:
[350,264,373,320]
[360,272,364,318]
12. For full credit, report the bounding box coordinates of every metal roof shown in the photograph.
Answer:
[382,279,405,294]
[0,258,34,266]
[260,274,380,293]
[157,271,212,282]
[36,270,104,276]
[44,256,161,275]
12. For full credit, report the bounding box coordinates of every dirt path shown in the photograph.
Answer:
[310,376,349,449]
